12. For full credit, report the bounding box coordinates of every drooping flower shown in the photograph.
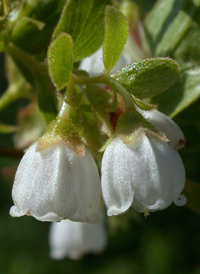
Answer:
[10,141,101,223]
[49,216,107,260]
[101,109,186,216]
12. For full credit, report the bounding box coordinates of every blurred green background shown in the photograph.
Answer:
[0,52,200,274]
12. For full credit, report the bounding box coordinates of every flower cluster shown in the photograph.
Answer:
[10,106,186,222]
[9,46,187,223]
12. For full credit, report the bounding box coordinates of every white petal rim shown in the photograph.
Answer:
[174,194,187,206]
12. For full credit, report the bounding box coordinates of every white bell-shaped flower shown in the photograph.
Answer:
[10,141,101,223]
[101,110,186,216]
[49,218,107,260]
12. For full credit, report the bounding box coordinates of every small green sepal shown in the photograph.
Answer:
[132,96,157,110]
[116,110,168,144]
[37,118,85,156]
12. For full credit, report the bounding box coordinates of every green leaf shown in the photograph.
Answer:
[145,0,200,62]
[10,0,66,55]
[103,6,128,72]
[183,179,200,215]
[145,0,200,117]
[53,0,109,62]
[35,76,58,123]
[173,19,200,67]
[151,67,200,117]
[7,43,58,123]
[47,33,73,90]
[112,58,180,98]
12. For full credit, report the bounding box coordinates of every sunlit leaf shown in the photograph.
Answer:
[47,33,73,90]
[53,0,109,61]
[112,58,180,98]
[103,6,128,72]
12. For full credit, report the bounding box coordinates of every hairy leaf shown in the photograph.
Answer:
[112,58,180,98]
[47,33,73,90]
[53,0,109,61]
[103,6,128,72]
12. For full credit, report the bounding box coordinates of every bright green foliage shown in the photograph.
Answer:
[145,0,192,57]
[112,58,180,98]
[145,0,200,117]
[48,33,73,90]
[145,0,200,61]
[10,0,66,55]
[53,0,109,62]
[103,6,128,72]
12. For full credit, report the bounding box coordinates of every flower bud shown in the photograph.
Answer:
[49,216,107,260]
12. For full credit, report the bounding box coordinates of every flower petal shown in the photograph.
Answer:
[101,138,135,216]
[138,108,186,149]
[130,133,186,212]
[10,142,101,222]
